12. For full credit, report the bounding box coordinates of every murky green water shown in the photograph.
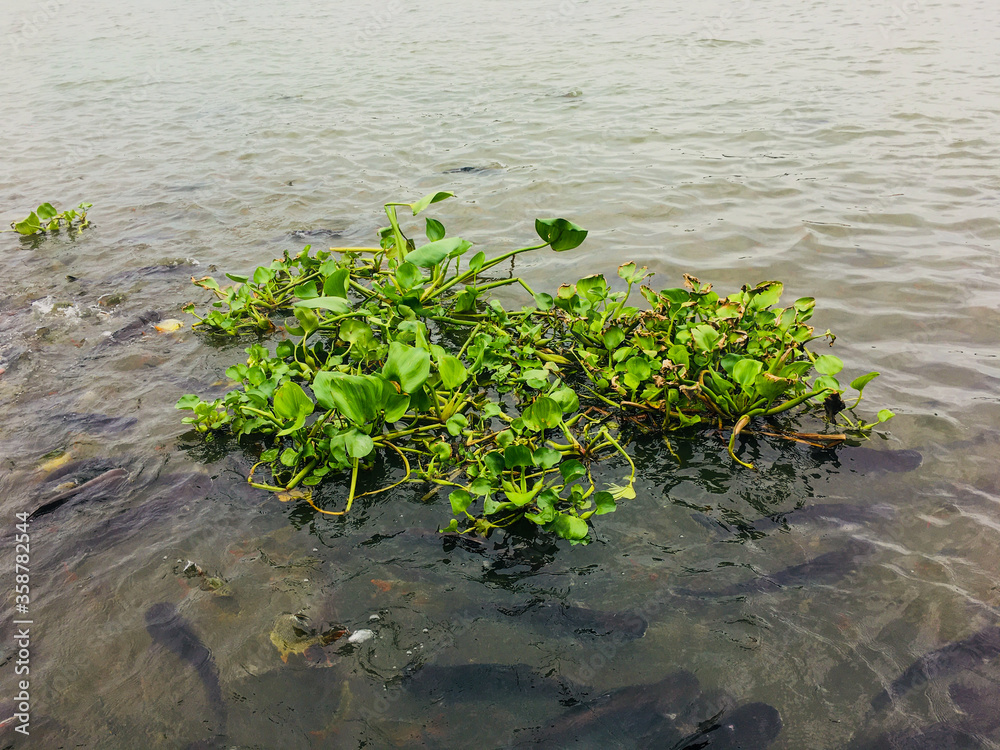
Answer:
[3,0,1000,747]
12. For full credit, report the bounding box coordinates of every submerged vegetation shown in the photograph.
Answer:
[178,193,892,542]
[7,201,92,236]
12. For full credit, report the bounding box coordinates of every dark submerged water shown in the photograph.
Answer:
[2,0,1000,747]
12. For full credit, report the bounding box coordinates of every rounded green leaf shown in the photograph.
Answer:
[394,262,425,290]
[383,342,431,394]
[552,513,589,540]
[273,381,314,420]
[814,355,844,376]
[522,396,563,431]
[313,371,383,425]
[438,355,468,390]
[732,358,764,389]
[449,489,473,515]
[559,459,586,483]
[534,217,588,251]
[425,217,446,242]
[532,447,562,469]
[593,491,617,515]
[345,429,375,458]
[503,444,533,468]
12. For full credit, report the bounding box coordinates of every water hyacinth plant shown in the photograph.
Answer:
[8,201,92,236]
[178,193,891,542]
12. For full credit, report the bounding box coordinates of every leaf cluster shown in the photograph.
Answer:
[178,194,890,542]
[9,202,92,236]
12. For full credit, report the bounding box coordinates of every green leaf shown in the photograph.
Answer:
[754,372,793,402]
[533,292,554,311]
[407,191,454,215]
[438,355,468,390]
[449,489,473,515]
[280,448,299,467]
[323,268,350,298]
[273,381,314,420]
[576,274,608,302]
[13,212,41,235]
[260,448,279,462]
[603,326,625,349]
[732,358,764,389]
[748,281,783,311]
[814,375,841,392]
[814,355,844,376]
[383,342,431,394]
[876,409,894,423]
[521,396,563,431]
[345,429,375,458]
[293,296,352,315]
[446,413,468,436]
[425,217,446,242]
[850,372,879,392]
[407,237,471,268]
[176,394,201,410]
[292,306,320,335]
[550,386,579,414]
[593,491,617,515]
[503,444,533,468]
[36,203,58,221]
[468,251,486,273]
[532,447,562,469]
[690,324,722,352]
[666,345,690,368]
[312,371,383,425]
[383,392,410,423]
[559,459,586,483]
[534,217,588,251]
[394,262,424,290]
[552,513,589,541]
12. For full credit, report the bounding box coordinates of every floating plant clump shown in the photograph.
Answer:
[178,192,892,543]
[8,201,92,236]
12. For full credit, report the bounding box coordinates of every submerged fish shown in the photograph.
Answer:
[28,468,129,520]
[948,681,1000,734]
[94,309,161,348]
[851,722,981,750]
[871,625,1000,710]
[490,600,648,640]
[664,702,784,749]
[834,446,923,474]
[54,412,138,434]
[677,538,877,599]
[145,602,227,736]
[403,663,578,703]
[517,670,700,748]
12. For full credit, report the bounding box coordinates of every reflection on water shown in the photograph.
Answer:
[2,0,1000,746]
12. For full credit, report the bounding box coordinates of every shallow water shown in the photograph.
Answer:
[2,0,1000,747]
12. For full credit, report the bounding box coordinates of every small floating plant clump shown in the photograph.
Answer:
[7,201,92,236]
[178,193,892,543]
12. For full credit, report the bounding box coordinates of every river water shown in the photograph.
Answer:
[2,0,1000,747]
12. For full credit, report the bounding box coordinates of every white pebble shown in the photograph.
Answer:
[348,629,374,644]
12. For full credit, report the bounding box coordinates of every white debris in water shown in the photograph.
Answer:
[347,629,374,644]
[368,614,380,622]
[32,297,56,315]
